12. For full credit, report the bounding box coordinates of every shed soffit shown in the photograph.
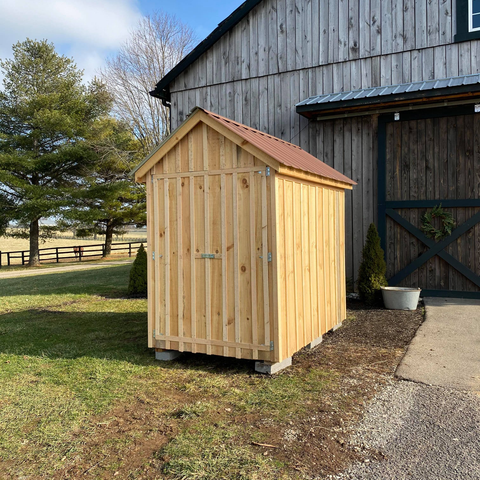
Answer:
[296,74,480,115]
[134,107,356,186]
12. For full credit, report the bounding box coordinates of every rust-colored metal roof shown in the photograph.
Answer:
[201,108,356,185]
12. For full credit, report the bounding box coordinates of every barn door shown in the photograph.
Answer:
[378,109,480,298]
[152,167,272,358]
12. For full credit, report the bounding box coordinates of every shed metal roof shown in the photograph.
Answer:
[201,109,356,185]
[134,107,356,186]
[297,74,480,116]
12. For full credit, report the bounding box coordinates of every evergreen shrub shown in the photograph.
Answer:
[357,223,388,305]
[128,244,147,296]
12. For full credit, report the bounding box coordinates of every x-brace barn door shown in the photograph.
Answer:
[378,108,480,298]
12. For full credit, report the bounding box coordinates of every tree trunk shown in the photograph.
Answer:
[29,219,40,266]
[104,220,114,257]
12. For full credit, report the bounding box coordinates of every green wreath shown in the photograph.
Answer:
[421,204,455,241]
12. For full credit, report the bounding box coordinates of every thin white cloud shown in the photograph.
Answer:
[0,0,143,81]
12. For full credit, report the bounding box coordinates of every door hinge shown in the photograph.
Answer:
[153,329,155,338]
[266,167,271,176]
[270,341,274,351]
[152,252,155,260]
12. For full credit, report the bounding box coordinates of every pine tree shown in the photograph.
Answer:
[357,223,388,305]
[0,39,111,265]
[128,244,147,296]
[60,117,146,256]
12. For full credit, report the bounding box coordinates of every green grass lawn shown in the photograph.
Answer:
[0,265,336,479]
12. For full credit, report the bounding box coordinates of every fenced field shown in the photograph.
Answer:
[0,228,147,252]
[0,241,144,267]
[0,229,147,267]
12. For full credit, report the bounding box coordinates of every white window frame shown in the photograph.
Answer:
[469,0,480,32]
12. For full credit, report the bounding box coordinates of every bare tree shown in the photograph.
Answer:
[101,13,196,153]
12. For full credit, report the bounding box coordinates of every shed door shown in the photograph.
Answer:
[152,167,272,358]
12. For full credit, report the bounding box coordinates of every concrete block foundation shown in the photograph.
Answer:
[155,349,182,361]
[306,335,323,350]
[333,321,343,332]
[255,357,292,374]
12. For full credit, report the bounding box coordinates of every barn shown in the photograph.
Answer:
[150,0,480,297]
[134,107,355,372]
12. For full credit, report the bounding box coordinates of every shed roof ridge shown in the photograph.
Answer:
[134,107,355,186]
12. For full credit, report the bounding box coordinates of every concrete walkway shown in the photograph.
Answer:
[330,297,480,480]
[396,297,480,392]
[0,260,133,279]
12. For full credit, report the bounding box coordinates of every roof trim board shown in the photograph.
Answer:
[150,0,263,102]
[134,107,355,188]
[296,74,480,117]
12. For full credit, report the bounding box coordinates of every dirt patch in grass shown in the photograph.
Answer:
[44,301,423,480]
[53,396,177,480]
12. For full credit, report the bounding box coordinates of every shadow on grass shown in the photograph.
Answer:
[0,264,256,374]
[0,308,255,374]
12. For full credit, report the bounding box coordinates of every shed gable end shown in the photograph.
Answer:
[160,123,270,174]
[136,118,271,180]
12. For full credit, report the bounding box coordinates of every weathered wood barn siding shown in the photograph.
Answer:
[166,0,480,283]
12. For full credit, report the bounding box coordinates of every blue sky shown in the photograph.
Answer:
[137,1,244,39]
[0,0,243,82]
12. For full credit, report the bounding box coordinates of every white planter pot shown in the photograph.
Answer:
[381,287,421,310]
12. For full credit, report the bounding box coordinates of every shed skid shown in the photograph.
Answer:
[135,108,354,370]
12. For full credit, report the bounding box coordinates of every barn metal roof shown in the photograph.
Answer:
[297,74,480,116]
[202,109,356,185]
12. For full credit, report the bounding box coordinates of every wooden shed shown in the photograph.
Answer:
[134,107,355,373]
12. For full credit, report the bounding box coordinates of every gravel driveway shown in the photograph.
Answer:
[329,380,480,480]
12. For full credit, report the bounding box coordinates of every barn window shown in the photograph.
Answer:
[471,0,480,30]
[456,0,480,41]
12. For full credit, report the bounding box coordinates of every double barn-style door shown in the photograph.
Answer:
[151,167,274,358]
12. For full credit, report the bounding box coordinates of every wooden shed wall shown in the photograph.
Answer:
[166,0,480,285]
[275,176,346,361]
[144,118,349,363]
[146,122,276,361]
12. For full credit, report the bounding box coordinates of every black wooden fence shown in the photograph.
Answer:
[0,242,144,268]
